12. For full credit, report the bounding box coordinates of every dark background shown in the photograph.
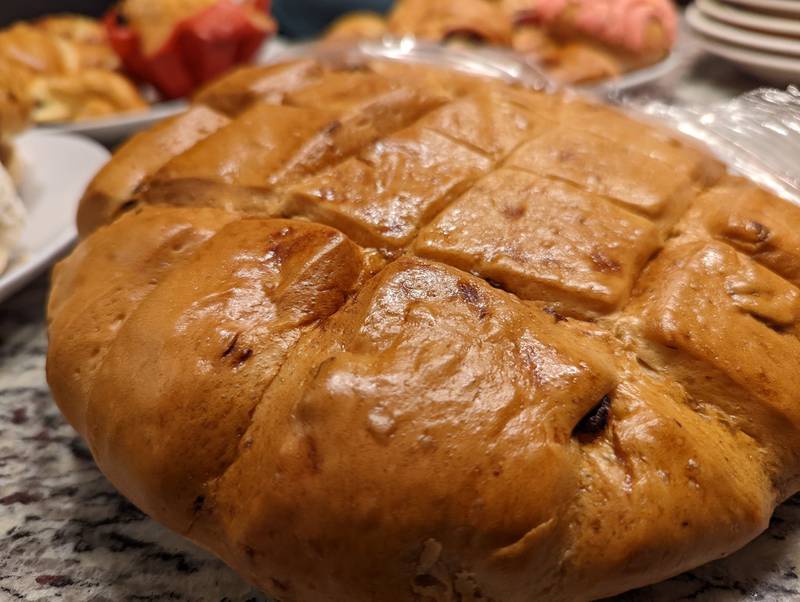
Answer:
[0,0,395,34]
[274,0,392,38]
[0,0,691,34]
[0,0,111,25]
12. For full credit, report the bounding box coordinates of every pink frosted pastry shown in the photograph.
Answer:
[505,0,677,54]
[389,0,512,46]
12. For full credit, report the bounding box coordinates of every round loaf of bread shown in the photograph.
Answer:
[47,58,800,601]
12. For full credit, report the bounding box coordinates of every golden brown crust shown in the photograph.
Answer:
[679,175,800,286]
[47,60,800,602]
[194,59,323,116]
[0,67,30,138]
[414,169,661,317]
[141,71,449,231]
[77,105,231,237]
[85,217,365,536]
[286,123,492,248]
[47,206,240,433]
[506,125,694,230]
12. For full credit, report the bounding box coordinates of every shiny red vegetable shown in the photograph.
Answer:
[105,0,276,99]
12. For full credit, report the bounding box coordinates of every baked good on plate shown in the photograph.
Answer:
[0,3,277,126]
[27,69,148,124]
[0,69,29,181]
[48,58,800,601]
[0,17,147,125]
[503,0,677,83]
[325,0,678,84]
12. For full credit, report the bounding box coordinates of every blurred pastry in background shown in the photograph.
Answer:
[504,0,678,83]
[0,15,147,125]
[105,0,277,99]
[28,69,148,123]
[37,14,121,71]
[0,23,69,75]
[0,69,30,184]
[325,0,678,84]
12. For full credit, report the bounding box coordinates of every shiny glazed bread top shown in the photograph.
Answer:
[48,58,800,602]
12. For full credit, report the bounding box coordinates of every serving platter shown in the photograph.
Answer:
[36,101,187,146]
[0,132,110,304]
[692,31,800,85]
[687,5,800,57]
[722,0,800,16]
[588,48,685,94]
[697,0,800,37]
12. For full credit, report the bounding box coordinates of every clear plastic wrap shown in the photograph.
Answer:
[274,38,553,89]
[629,86,800,204]
[271,39,800,203]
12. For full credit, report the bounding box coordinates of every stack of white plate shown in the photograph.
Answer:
[687,0,800,85]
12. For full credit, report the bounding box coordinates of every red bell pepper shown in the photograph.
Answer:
[105,0,276,100]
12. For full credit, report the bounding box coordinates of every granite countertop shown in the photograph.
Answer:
[2,43,800,600]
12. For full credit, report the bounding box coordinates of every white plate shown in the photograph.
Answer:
[36,101,186,146]
[697,0,800,37]
[688,4,800,56]
[693,31,800,84]
[588,22,696,93]
[0,132,110,304]
[590,48,685,93]
[722,0,800,16]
